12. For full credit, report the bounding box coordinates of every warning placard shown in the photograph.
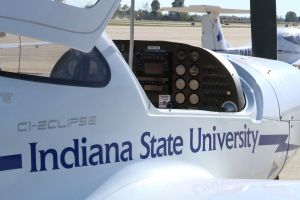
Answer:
[159,95,171,108]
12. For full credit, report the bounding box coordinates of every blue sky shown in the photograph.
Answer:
[121,0,300,17]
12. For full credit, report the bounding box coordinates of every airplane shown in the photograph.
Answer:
[161,5,300,66]
[1,0,300,199]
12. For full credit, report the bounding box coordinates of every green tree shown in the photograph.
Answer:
[151,0,161,19]
[143,2,150,12]
[151,0,160,13]
[285,11,298,22]
[137,3,150,20]
[171,0,184,7]
[276,15,285,23]
[120,4,130,12]
[113,4,131,19]
[169,0,185,21]
[113,5,122,18]
[121,4,131,18]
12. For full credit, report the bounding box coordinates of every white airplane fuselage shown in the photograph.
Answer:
[215,28,300,64]
[277,28,300,65]
[1,33,300,199]
[1,1,300,199]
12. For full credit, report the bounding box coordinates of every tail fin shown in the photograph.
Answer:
[201,13,227,50]
[161,5,249,50]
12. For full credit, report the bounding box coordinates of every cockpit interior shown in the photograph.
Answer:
[0,33,245,113]
[114,40,244,112]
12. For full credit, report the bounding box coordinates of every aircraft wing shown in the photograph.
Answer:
[88,174,300,200]
[86,161,300,200]
[161,5,250,14]
[161,6,207,13]
[0,42,51,49]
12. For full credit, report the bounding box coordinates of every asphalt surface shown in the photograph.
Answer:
[106,26,251,48]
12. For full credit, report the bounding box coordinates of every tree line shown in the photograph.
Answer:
[285,11,300,22]
[113,0,300,23]
[113,0,193,21]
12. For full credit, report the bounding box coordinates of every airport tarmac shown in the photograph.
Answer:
[106,25,251,47]
[106,25,300,180]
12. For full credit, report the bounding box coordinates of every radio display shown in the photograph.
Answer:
[144,62,165,75]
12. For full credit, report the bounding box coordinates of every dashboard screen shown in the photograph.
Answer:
[144,62,164,75]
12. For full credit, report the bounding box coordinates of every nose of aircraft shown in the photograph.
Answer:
[229,55,300,121]
[262,62,300,121]
[227,54,300,160]
[272,62,300,155]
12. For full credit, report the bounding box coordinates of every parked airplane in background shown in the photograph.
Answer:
[2,0,300,199]
[162,5,300,66]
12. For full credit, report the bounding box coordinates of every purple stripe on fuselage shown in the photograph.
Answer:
[0,154,22,171]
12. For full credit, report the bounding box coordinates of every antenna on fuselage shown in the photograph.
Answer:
[129,0,135,69]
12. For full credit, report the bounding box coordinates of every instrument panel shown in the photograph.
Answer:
[114,40,244,112]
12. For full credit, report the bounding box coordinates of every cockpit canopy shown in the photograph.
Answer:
[0,0,121,52]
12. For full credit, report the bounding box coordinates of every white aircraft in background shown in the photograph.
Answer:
[1,0,300,199]
[162,5,300,66]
